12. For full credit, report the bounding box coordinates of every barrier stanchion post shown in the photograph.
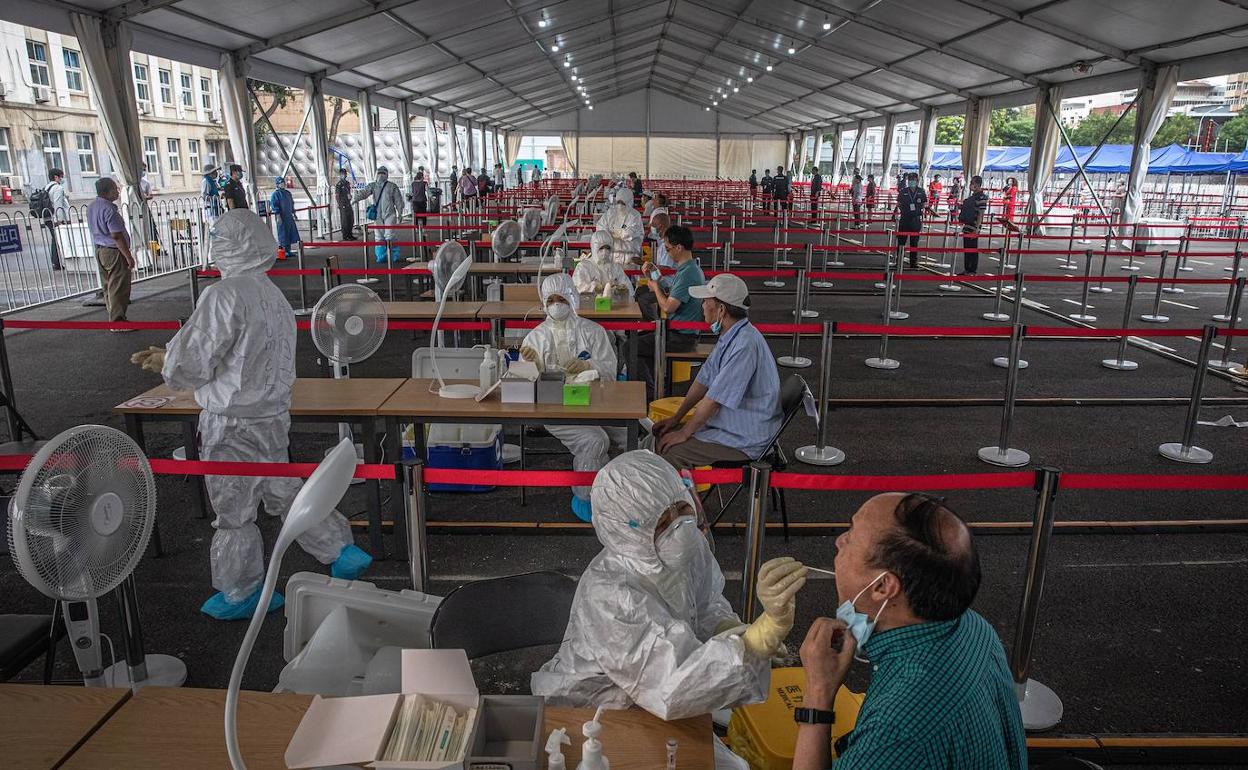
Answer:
[1069,249,1097,321]
[889,244,908,320]
[1139,249,1171,323]
[1159,324,1217,464]
[796,321,845,466]
[983,247,1011,321]
[188,266,200,311]
[778,273,812,369]
[1061,220,1077,270]
[765,221,785,287]
[1213,250,1243,322]
[993,273,1029,369]
[939,242,962,292]
[1211,277,1245,370]
[1227,219,1245,273]
[827,213,844,268]
[1010,466,1064,731]
[979,323,1030,467]
[1178,221,1194,271]
[799,244,818,318]
[739,463,770,622]
[866,267,900,370]
[1101,274,1140,371]
[1089,243,1113,294]
[404,460,429,591]
[778,209,793,266]
[1162,243,1185,294]
[0,318,20,443]
[654,318,668,399]
[293,243,311,316]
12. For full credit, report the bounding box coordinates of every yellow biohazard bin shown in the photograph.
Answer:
[647,397,709,492]
[727,667,864,770]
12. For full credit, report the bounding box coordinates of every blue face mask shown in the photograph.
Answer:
[906,180,917,189]
[710,319,722,334]
[835,572,889,655]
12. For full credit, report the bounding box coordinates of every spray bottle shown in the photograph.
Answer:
[545,727,571,770]
[476,344,499,393]
[576,706,609,770]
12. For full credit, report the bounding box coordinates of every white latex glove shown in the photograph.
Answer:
[519,346,544,373]
[564,359,592,376]
[129,346,166,374]
[757,557,808,622]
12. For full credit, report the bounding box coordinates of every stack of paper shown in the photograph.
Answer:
[381,695,477,762]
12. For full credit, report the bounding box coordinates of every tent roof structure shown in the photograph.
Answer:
[6,0,1248,133]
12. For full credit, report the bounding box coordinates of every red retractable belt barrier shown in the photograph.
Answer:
[1025,326,1209,338]
[3,320,182,330]
[1061,474,1248,491]
[196,269,321,277]
[504,320,655,332]
[838,323,1012,337]
[704,269,797,278]
[769,471,1036,491]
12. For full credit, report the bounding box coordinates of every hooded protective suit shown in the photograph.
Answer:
[595,186,644,263]
[269,179,300,252]
[521,274,623,509]
[573,231,634,299]
[353,168,405,263]
[161,210,360,614]
[532,450,769,721]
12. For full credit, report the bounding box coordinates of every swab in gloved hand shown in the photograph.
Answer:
[742,557,808,657]
[804,566,836,577]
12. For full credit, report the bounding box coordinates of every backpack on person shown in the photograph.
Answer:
[29,183,53,219]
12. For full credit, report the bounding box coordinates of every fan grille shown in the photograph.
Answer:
[492,220,522,259]
[310,284,388,364]
[8,425,155,600]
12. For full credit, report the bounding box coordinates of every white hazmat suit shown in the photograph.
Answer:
[595,186,644,263]
[353,167,405,263]
[573,230,634,299]
[159,210,365,618]
[520,274,624,519]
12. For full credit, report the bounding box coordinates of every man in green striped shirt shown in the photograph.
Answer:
[794,493,1027,770]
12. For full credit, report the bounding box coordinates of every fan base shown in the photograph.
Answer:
[439,383,482,399]
[103,654,187,689]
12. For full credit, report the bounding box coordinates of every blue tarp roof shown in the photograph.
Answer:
[902,143,1240,175]
[984,147,1031,173]
[1166,150,1237,174]
[1232,150,1248,173]
[1053,144,1135,174]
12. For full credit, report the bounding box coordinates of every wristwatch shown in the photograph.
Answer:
[793,707,836,725]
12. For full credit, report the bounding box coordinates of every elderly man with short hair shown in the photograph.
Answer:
[793,493,1026,770]
[86,177,136,326]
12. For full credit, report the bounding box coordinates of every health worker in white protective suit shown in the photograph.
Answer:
[130,210,372,620]
[519,274,624,522]
[573,230,634,300]
[595,185,644,263]
[532,451,807,748]
[353,165,405,264]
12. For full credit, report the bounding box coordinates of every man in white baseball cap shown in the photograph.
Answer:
[650,273,782,470]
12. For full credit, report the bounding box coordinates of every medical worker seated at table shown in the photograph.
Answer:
[595,185,644,263]
[519,273,623,522]
[573,230,634,300]
[130,209,371,620]
[532,451,806,767]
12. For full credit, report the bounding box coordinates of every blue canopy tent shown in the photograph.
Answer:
[1231,150,1248,174]
[1053,145,1135,174]
[1165,151,1236,174]
[983,147,1031,173]
[1147,144,1189,173]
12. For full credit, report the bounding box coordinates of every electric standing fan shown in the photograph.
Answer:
[225,437,358,770]
[521,208,543,240]
[8,424,186,688]
[542,194,560,226]
[429,240,479,398]
[310,284,388,472]
[491,219,522,262]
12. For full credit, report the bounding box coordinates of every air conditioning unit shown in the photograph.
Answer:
[139,103,151,116]
[0,82,8,99]
[209,109,222,123]
[33,86,50,103]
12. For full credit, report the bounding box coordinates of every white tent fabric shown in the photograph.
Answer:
[467,120,476,171]
[811,130,824,170]
[1026,84,1064,235]
[1121,65,1180,246]
[917,107,937,184]
[750,136,785,174]
[961,96,991,180]
[396,100,413,187]
[425,109,439,180]
[305,74,332,234]
[507,131,522,170]
[220,52,259,207]
[786,135,797,174]
[357,90,377,181]
[69,14,142,207]
[829,125,844,183]
[651,137,715,179]
[719,137,751,179]
[851,120,867,177]
[561,132,578,175]
[797,131,811,178]
[879,115,898,190]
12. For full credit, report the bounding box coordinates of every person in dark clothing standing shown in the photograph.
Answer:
[335,168,355,240]
[959,175,990,275]
[772,168,791,212]
[749,169,758,199]
[865,174,877,212]
[629,171,643,200]
[410,171,429,216]
[895,172,931,270]
[761,169,774,214]
[223,164,249,210]
[809,166,823,216]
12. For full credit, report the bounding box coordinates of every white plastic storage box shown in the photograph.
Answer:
[426,423,503,493]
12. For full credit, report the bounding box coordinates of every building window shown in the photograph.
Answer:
[26,41,50,87]
[188,139,201,172]
[199,76,213,110]
[134,63,150,103]
[42,131,64,175]
[143,136,158,174]
[63,49,84,92]
[180,73,193,107]
[76,133,96,175]
[166,138,181,173]
[158,69,172,104]
[0,128,12,175]
[206,140,220,169]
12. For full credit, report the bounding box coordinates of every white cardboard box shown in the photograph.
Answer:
[499,359,539,404]
[285,649,481,769]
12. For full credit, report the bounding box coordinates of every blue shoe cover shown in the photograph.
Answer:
[201,587,284,620]
[571,496,592,523]
[331,543,373,580]
[374,245,389,263]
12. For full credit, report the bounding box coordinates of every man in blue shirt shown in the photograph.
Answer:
[792,493,1026,770]
[637,224,703,400]
[652,273,782,470]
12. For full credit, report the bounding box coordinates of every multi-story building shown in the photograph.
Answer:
[0,22,229,200]
[1226,72,1248,111]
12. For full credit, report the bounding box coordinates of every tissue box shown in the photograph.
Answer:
[563,384,590,406]
[285,649,481,770]
[594,295,612,312]
[536,372,566,404]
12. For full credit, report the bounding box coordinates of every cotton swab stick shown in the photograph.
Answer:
[804,566,836,577]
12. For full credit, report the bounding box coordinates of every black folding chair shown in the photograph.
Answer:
[0,601,63,684]
[429,571,578,659]
[706,374,810,540]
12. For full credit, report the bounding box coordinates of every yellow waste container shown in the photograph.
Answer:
[727,667,864,770]
[647,397,687,424]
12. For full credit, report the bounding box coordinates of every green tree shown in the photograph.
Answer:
[1216,109,1248,152]
[1150,114,1197,148]
[993,116,1036,146]
[249,79,295,141]
[936,115,964,144]
[1067,110,1136,146]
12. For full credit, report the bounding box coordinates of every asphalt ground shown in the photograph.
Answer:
[0,213,1245,763]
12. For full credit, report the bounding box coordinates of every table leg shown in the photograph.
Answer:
[518,422,526,507]
[181,418,208,520]
[627,330,638,382]
[385,416,408,560]
[124,414,163,558]
[627,419,638,451]
[360,416,385,559]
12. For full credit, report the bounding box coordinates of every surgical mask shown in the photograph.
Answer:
[906,180,917,188]
[546,302,571,321]
[650,227,659,238]
[378,174,388,184]
[835,571,889,656]
[708,305,723,335]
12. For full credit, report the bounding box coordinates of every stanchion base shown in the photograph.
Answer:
[978,446,1030,467]
[799,309,819,318]
[103,654,188,689]
[938,283,962,292]
[357,277,380,284]
[888,311,909,320]
[865,357,900,370]
[1016,678,1063,732]
[1161,287,1184,294]
[826,260,846,267]
[777,356,812,368]
[1069,313,1097,322]
[777,260,794,266]
[763,281,786,288]
[1212,314,1241,323]
[1058,263,1079,271]
[811,281,835,289]
[1120,265,1141,271]
[1178,266,1194,272]
[796,445,846,466]
[1158,443,1213,464]
[982,312,1011,321]
[873,282,887,289]
[1088,286,1113,294]
[992,356,1028,369]
[1208,359,1239,371]
[1139,314,1170,323]
[1101,358,1139,371]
